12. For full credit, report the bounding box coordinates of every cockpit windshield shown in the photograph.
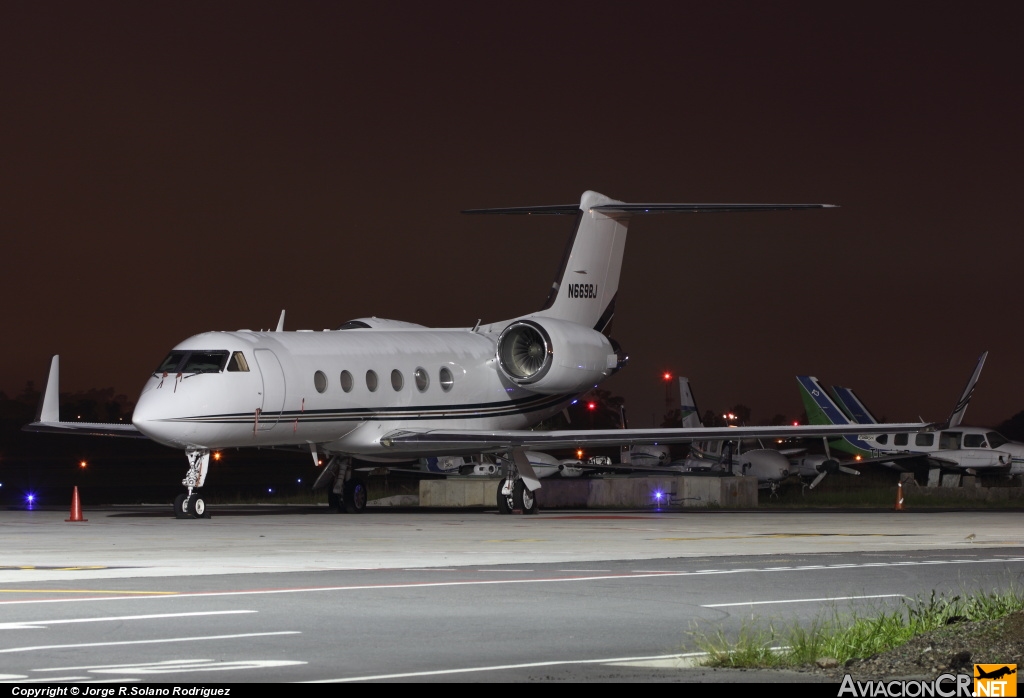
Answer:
[987,432,1009,450]
[154,350,230,375]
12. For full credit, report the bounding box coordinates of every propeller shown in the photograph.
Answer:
[808,438,861,489]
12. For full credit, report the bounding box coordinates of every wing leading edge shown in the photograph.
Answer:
[379,422,932,456]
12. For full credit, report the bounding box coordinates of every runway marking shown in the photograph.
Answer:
[36,659,306,675]
[0,631,300,654]
[702,594,906,608]
[0,589,177,595]
[0,566,115,571]
[304,651,709,682]
[0,610,256,630]
[654,533,913,541]
[2,557,1022,606]
[482,539,546,543]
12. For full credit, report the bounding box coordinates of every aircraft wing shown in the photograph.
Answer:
[23,420,145,438]
[379,423,931,456]
[22,355,147,439]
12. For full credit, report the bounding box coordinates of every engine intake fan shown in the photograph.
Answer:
[497,321,552,384]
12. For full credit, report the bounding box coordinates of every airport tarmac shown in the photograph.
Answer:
[2,506,1023,683]
[2,505,1022,583]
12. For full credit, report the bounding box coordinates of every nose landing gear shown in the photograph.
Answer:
[173,449,212,519]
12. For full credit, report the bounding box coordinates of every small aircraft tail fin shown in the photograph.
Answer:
[945,351,988,428]
[797,376,852,427]
[830,386,878,425]
[466,193,833,334]
[678,376,703,428]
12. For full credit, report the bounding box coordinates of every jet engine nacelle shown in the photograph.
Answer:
[495,318,619,394]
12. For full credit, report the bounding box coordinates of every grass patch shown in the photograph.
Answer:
[692,588,1024,668]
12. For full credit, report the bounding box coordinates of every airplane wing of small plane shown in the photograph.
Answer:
[379,422,931,455]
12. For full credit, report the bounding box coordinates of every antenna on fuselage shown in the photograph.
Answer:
[275,310,286,332]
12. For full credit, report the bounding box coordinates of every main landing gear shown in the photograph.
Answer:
[173,449,212,519]
[496,450,538,515]
[496,478,537,514]
[315,456,368,514]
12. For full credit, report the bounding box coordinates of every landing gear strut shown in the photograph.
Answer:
[173,449,211,519]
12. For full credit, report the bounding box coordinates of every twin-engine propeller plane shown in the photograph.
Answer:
[26,191,930,518]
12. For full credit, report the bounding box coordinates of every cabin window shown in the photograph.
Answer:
[340,370,353,393]
[181,351,228,374]
[439,367,454,392]
[391,369,404,391]
[894,433,908,446]
[414,367,429,392]
[155,352,186,373]
[964,433,987,448]
[939,432,962,450]
[366,370,378,392]
[314,370,328,394]
[876,434,888,445]
[227,351,250,372]
[915,433,934,447]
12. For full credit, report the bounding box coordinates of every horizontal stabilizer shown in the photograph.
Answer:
[464,203,836,215]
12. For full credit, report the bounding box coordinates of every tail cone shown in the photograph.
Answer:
[66,486,87,522]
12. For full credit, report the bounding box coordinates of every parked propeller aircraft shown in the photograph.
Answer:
[797,352,1024,478]
[26,190,929,518]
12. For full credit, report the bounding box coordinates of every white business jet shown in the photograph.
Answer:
[26,191,928,518]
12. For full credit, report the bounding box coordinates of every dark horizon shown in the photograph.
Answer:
[3,4,1022,430]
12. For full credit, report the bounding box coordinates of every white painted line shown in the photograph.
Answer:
[2,557,1021,607]
[702,593,906,608]
[0,631,300,654]
[0,610,255,630]
[304,652,709,683]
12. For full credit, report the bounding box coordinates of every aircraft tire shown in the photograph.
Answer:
[173,493,189,519]
[343,479,368,513]
[189,494,209,519]
[496,479,513,514]
[513,480,537,515]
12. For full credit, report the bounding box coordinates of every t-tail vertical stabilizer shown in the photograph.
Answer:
[531,190,628,334]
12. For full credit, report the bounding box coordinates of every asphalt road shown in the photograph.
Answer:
[1,506,1022,683]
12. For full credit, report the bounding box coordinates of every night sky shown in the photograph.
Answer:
[3,3,1022,430]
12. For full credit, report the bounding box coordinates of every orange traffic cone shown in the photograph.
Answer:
[894,481,904,512]
[66,486,87,522]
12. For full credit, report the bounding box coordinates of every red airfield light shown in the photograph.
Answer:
[79,460,87,469]
[662,372,672,382]
[587,401,597,411]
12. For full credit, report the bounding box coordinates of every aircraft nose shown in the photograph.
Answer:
[131,389,177,445]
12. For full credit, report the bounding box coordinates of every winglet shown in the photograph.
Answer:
[36,355,60,423]
[945,351,988,428]
[275,310,286,332]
